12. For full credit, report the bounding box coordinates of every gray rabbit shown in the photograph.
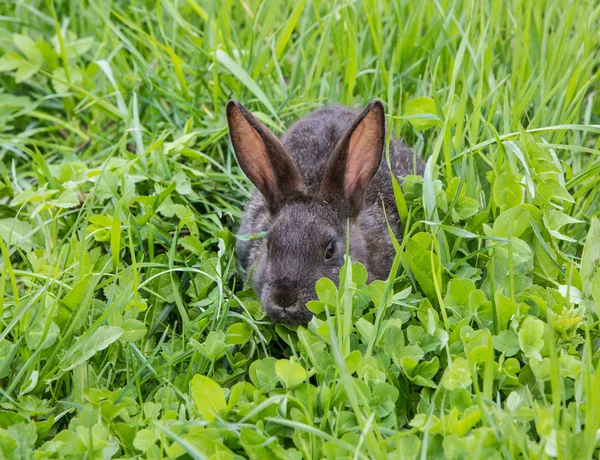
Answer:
[227,99,423,324]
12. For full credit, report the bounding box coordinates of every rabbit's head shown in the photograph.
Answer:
[227,99,385,324]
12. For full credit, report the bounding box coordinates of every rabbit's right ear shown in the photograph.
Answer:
[320,99,385,217]
[227,100,306,214]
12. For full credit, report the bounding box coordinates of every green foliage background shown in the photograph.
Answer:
[0,0,599,458]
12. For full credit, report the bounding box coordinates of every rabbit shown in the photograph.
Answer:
[227,99,424,325]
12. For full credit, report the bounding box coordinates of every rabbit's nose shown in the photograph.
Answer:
[272,283,299,309]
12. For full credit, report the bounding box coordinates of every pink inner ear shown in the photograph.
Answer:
[344,109,381,197]
[230,107,276,191]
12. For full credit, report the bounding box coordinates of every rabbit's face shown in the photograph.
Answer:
[252,201,348,324]
[227,99,385,325]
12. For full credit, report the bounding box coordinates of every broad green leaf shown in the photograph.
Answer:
[518,317,545,361]
[506,391,522,412]
[164,132,199,154]
[371,382,400,417]
[179,235,205,256]
[0,218,35,251]
[169,431,235,459]
[454,410,482,437]
[442,357,472,390]
[492,330,520,357]
[396,434,422,459]
[26,320,60,351]
[444,278,476,307]
[60,326,124,371]
[530,357,552,381]
[495,291,518,330]
[344,350,362,375]
[52,67,83,94]
[493,171,522,208]
[50,189,79,208]
[493,206,530,238]
[405,97,440,131]
[275,359,306,388]
[519,127,560,174]
[544,210,583,242]
[493,237,533,276]
[451,196,479,222]
[355,318,374,343]
[249,357,279,392]
[538,178,575,203]
[415,357,439,381]
[57,274,93,331]
[239,427,290,459]
[19,370,38,396]
[190,375,228,421]
[133,429,158,452]
[226,323,252,345]
[0,52,22,71]
[352,262,369,285]
[404,232,440,300]
[66,37,94,58]
[359,355,387,384]
[192,331,229,361]
[7,423,36,459]
[86,215,113,242]
[306,300,326,314]
[14,34,42,65]
[120,319,147,342]
[382,325,405,356]
[15,58,40,83]
[532,236,560,281]
[315,277,338,305]
[0,429,17,458]
[559,355,582,379]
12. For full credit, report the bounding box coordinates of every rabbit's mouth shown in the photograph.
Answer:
[261,286,314,325]
[264,302,313,325]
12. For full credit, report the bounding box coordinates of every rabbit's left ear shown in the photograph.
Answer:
[320,99,385,217]
[227,100,306,214]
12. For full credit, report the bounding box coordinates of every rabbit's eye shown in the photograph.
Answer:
[325,240,336,261]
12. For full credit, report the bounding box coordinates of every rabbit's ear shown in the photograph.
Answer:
[227,100,306,214]
[320,99,385,217]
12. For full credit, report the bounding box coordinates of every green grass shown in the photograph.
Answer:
[0,0,599,458]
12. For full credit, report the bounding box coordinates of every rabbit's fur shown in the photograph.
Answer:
[227,99,423,324]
